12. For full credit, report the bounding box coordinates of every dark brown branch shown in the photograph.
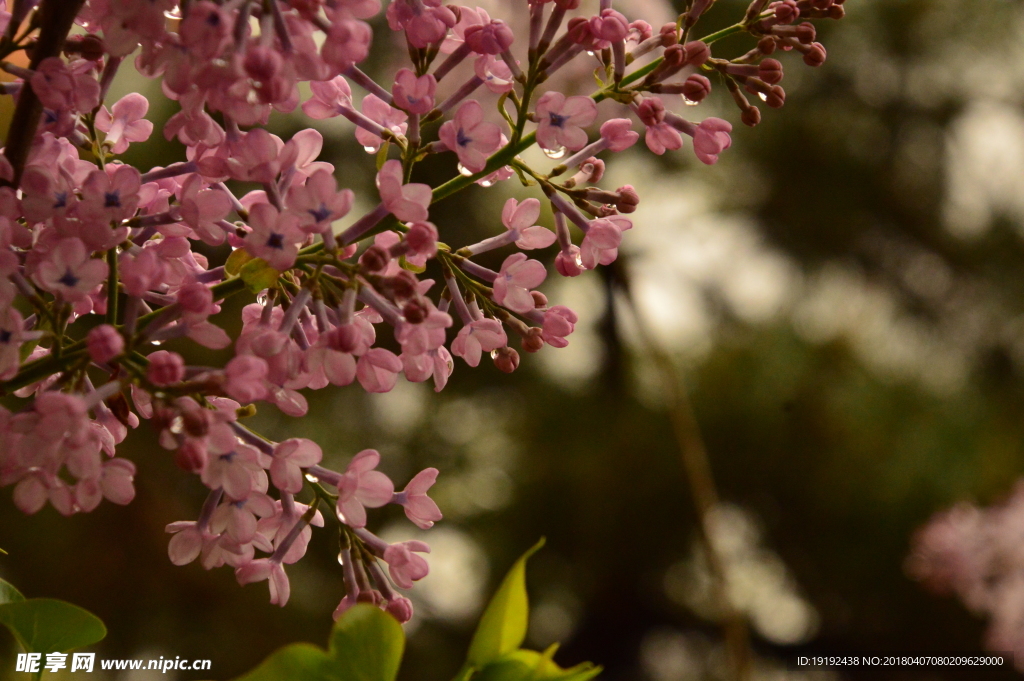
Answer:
[2,0,86,186]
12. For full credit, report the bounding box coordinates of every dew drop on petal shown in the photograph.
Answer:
[682,96,699,106]
[256,292,269,306]
[363,146,378,154]
[757,92,768,102]
[542,145,567,160]
[305,473,319,483]
[457,163,474,177]
[490,349,500,360]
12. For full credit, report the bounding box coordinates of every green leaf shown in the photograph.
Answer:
[0,578,24,605]
[225,247,254,275]
[230,643,333,681]
[466,538,546,668]
[239,257,281,294]
[474,650,601,681]
[376,141,391,171]
[231,605,404,681]
[0,598,106,654]
[328,604,404,681]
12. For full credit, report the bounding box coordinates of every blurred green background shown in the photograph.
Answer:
[4,0,1024,679]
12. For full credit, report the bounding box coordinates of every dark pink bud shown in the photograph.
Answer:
[405,222,438,257]
[531,291,548,307]
[386,597,414,623]
[566,17,593,45]
[385,271,419,302]
[493,346,520,373]
[794,21,816,43]
[584,158,606,183]
[772,0,800,23]
[628,20,653,43]
[465,20,515,55]
[87,324,124,364]
[244,46,283,82]
[360,245,390,273]
[659,22,678,46]
[599,118,639,151]
[521,328,545,353]
[758,58,783,84]
[403,299,430,324]
[758,36,778,54]
[636,98,666,126]
[175,440,208,473]
[741,106,762,127]
[616,185,640,213]
[147,350,185,386]
[681,74,712,102]
[803,42,827,66]
[682,40,711,66]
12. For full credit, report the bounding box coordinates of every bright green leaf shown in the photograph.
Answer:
[466,538,546,668]
[225,247,254,276]
[239,257,280,294]
[328,604,404,681]
[230,643,333,681]
[0,578,24,605]
[0,598,106,654]
[376,141,391,171]
[473,650,601,681]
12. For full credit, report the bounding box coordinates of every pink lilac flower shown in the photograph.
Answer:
[376,159,431,222]
[355,95,408,153]
[356,347,403,393]
[224,355,270,403]
[270,438,323,494]
[383,540,430,589]
[87,324,124,364]
[502,198,556,250]
[79,164,142,225]
[451,319,507,367]
[438,100,502,173]
[335,449,394,528]
[243,203,305,271]
[393,467,443,529]
[534,92,598,152]
[95,93,154,154]
[34,238,108,301]
[541,306,578,348]
[286,169,354,234]
[392,69,436,114]
[493,253,547,314]
[177,174,233,245]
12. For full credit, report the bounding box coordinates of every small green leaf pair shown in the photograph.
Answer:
[0,578,107,680]
[234,538,601,681]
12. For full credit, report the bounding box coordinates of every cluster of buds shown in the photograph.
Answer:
[0,0,844,619]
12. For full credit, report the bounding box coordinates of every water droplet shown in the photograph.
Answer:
[586,50,596,57]
[305,473,319,483]
[757,92,768,102]
[542,145,567,160]
[150,338,164,346]
[479,179,494,187]
[490,349,500,360]
[256,292,269,306]
[574,253,583,267]
[164,6,182,19]
[338,552,346,566]
[363,145,377,154]
[682,96,699,107]
[457,163,474,177]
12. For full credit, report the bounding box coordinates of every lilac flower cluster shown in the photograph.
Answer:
[0,0,844,620]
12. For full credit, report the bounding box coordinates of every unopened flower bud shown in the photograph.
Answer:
[682,40,711,66]
[531,291,548,307]
[385,271,419,302]
[681,74,712,102]
[636,97,666,126]
[616,185,640,213]
[403,299,430,324]
[148,350,186,386]
[328,324,363,353]
[758,58,784,84]
[175,440,208,473]
[87,324,124,364]
[741,106,762,127]
[658,22,678,46]
[521,327,544,353]
[803,42,827,66]
[493,346,520,373]
[757,36,778,54]
[465,20,515,55]
[360,245,390,273]
[405,222,439,257]
[386,597,414,623]
[64,34,105,61]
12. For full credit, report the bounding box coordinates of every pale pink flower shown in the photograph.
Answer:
[535,92,598,152]
[0,308,29,381]
[95,93,154,154]
[383,540,430,589]
[201,442,267,501]
[493,253,547,314]
[178,174,233,245]
[20,165,75,223]
[386,0,456,49]
[271,438,323,494]
[502,198,556,250]
[99,459,137,505]
[34,238,108,301]
[392,69,436,114]
[377,159,431,222]
[600,118,640,152]
[224,355,270,403]
[451,319,506,367]
[166,522,211,566]
[321,14,373,72]
[286,169,354,233]
[691,117,733,165]
[356,347,403,393]
[395,308,451,356]
[335,449,395,528]
[178,1,230,59]
[394,468,443,529]
[355,95,408,153]
[302,76,354,120]
[579,217,624,270]
[438,101,502,173]
[243,203,305,271]
[236,558,291,606]
[211,493,277,544]
[79,164,142,225]
[541,306,578,348]
[475,54,515,94]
